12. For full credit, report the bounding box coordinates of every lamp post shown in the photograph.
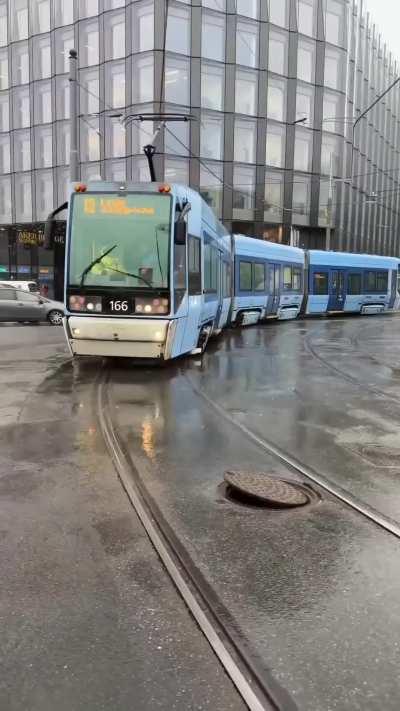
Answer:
[68,49,79,182]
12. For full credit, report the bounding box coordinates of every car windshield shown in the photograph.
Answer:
[68,192,172,288]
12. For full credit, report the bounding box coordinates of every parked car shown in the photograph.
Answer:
[0,280,39,293]
[0,286,64,325]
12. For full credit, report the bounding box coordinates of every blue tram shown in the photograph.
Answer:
[44,181,399,360]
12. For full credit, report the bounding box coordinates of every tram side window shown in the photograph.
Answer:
[174,242,186,312]
[239,261,252,291]
[365,270,388,292]
[313,272,328,295]
[283,266,292,290]
[223,262,231,297]
[293,267,302,291]
[188,235,201,295]
[254,263,266,291]
[397,268,400,293]
[348,273,361,294]
[204,242,217,293]
[376,272,388,292]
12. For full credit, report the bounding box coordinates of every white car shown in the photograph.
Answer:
[0,286,64,325]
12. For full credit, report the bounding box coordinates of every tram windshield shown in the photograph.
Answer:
[68,193,172,288]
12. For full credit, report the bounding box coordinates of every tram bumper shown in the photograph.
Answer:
[65,316,176,359]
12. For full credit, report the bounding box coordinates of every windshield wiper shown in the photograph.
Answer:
[103,266,153,287]
[80,245,117,286]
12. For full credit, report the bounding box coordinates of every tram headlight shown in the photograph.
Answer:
[69,295,103,313]
[135,297,169,315]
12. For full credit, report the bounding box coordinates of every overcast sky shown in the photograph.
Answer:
[364,0,400,60]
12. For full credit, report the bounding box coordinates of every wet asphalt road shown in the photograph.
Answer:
[0,325,244,711]
[106,314,400,711]
[2,316,400,710]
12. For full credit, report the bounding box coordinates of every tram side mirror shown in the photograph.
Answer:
[174,221,187,245]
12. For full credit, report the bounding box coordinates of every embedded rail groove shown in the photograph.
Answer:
[185,374,400,541]
[97,368,296,711]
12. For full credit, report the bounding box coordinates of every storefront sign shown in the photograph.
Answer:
[17,230,45,246]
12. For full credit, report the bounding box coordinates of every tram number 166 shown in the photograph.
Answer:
[109,300,129,312]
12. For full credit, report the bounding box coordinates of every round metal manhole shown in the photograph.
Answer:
[224,470,311,508]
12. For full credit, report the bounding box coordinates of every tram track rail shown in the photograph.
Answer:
[97,366,297,711]
[184,373,400,541]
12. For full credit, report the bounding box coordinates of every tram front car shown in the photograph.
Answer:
[64,181,192,360]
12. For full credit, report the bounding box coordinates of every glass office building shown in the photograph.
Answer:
[0,0,399,295]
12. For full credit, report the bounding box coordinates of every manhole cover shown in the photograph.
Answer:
[224,470,310,508]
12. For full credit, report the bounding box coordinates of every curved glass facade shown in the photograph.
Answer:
[0,0,399,290]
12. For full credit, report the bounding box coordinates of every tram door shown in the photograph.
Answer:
[328,270,346,311]
[267,264,281,315]
[215,250,224,328]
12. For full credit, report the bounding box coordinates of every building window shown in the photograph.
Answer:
[12,43,29,85]
[105,61,125,108]
[236,20,258,68]
[164,158,189,184]
[0,133,9,173]
[318,179,336,226]
[34,125,52,168]
[235,69,257,115]
[296,83,314,126]
[321,133,341,175]
[55,28,74,74]
[80,118,100,162]
[234,119,256,163]
[105,12,125,60]
[34,80,52,124]
[265,171,283,220]
[233,165,255,209]
[266,123,285,168]
[203,0,226,9]
[56,121,70,165]
[0,92,9,131]
[13,86,30,129]
[202,12,225,62]
[15,173,32,221]
[200,162,223,217]
[79,20,99,67]
[325,0,346,46]
[31,0,50,34]
[104,0,125,8]
[81,163,101,182]
[292,177,310,222]
[132,155,150,182]
[0,176,11,221]
[54,0,74,26]
[297,38,315,83]
[200,115,223,159]
[0,49,8,90]
[294,127,312,172]
[55,76,69,120]
[12,0,28,41]
[164,121,189,156]
[132,54,153,103]
[268,0,288,27]
[33,36,51,81]
[105,121,125,158]
[79,68,99,114]
[131,117,154,154]
[35,170,53,220]
[324,47,345,91]
[267,76,286,121]
[165,56,190,105]
[105,159,126,181]
[268,29,288,75]
[201,63,224,110]
[132,0,154,53]
[297,0,316,36]
[14,129,31,172]
[236,0,258,18]
[166,3,191,55]
[0,2,7,46]
[79,0,98,19]
[323,90,344,133]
